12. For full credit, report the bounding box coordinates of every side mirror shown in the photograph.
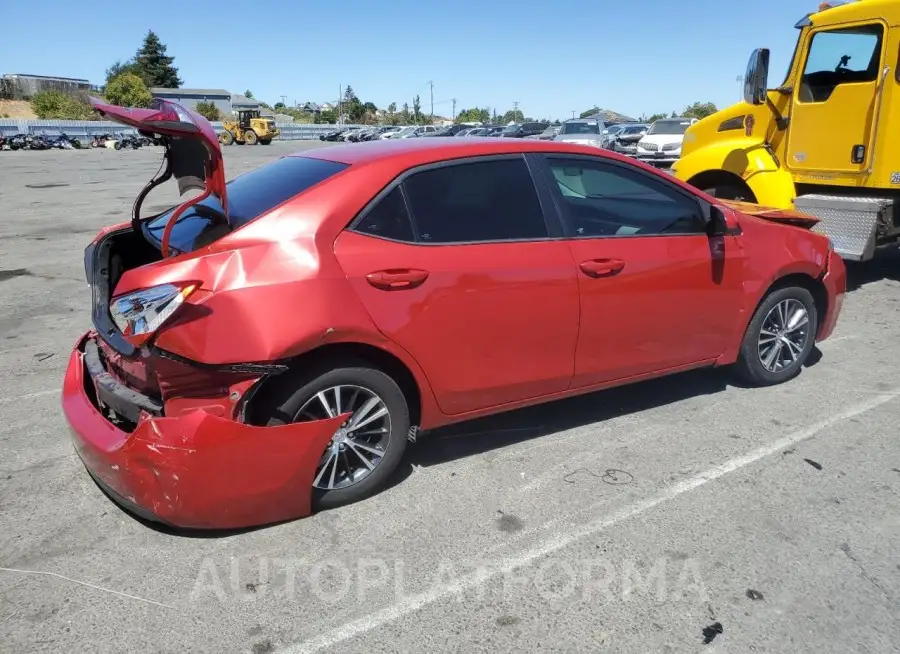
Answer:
[744,48,771,105]
[706,205,729,237]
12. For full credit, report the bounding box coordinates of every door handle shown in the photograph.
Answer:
[365,269,429,290]
[579,259,625,278]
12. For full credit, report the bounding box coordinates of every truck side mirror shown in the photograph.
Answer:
[744,48,771,106]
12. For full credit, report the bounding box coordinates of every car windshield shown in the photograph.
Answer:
[647,120,691,135]
[142,156,348,254]
[560,122,600,135]
[502,125,521,133]
[622,125,647,134]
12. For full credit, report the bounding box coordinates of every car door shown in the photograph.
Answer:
[532,153,746,388]
[787,21,886,175]
[334,155,580,416]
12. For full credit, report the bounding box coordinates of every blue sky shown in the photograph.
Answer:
[1,0,813,120]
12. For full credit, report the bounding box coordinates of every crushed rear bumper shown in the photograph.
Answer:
[62,332,347,529]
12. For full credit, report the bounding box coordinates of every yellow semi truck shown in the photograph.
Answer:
[673,0,900,261]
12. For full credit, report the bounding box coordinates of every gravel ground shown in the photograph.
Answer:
[1,142,899,654]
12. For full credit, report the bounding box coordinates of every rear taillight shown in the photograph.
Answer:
[110,282,198,347]
[141,99,201,133]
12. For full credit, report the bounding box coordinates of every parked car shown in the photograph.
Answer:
[608,123,649,155]
[554,119,606,148]
[427,124,472,137]
[482,126,505,137]
[341,127,365,142]
[377,126,403,139]
[635,117,698,166]
[535,125,560,140]
[320,128,347,142]
[500,122,550,138]
[65,98,846,529]
[465,128,490,137]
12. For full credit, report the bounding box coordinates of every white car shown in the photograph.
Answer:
[635,117,698,166]
[388,125,438,139]
[378,127,402,139]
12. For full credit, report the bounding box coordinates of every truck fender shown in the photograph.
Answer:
[674,139,797,209]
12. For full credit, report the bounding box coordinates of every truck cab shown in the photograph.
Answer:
[673,0,900,261]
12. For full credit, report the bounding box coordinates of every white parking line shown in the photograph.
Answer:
[279,388,900,654]
[0,389,60,404]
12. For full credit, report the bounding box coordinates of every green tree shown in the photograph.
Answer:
[412,95,421,123]
[579,106,599,119]
[455,107,490,124]
[273,102,286,111]
[645,112,667,123]
[387,102,397,115]
[30,90,94,120]
[103,73,152,108]
[244,89,254,99]
[501,109,524,124]
[194,100,221,121]
[105,59,144,86]
[682,101,718,120]
[315,108,338,124]
[400,102,410,124]
[134,30,182,88]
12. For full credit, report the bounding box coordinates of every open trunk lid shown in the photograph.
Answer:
[89,97,228,218]
[719,199,820,229]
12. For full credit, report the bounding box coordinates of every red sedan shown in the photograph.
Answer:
[62,99,846,529]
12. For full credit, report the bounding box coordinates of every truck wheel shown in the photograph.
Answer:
[734,286,818,386]
[703,184,756,202]
[220,131,234,146]
[244,130,258,145]
[259,139,272,145]
[259,363,410,511]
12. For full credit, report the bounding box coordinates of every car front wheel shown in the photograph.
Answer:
[262,364,410,510]
[735,286,818,386]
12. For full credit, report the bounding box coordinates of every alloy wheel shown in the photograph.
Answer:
[757,299,810,373]
[294,385,392,491]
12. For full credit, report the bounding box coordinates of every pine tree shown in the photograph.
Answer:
[134,30,182,88]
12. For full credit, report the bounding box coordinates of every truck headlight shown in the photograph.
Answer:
[110,283,197,343]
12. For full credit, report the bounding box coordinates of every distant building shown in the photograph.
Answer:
[150,88,233,115]
[1,73,93,99]
[297,102,321,113]
[231,93,259,112]
[581,109,638,124]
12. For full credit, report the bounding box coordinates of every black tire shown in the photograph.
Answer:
[244,130,258,145]
[734,286,818,386]
[261,362,409,511]
[703,184,756,203]
[114,141,122,150]
[220,130,234,146]
[259,138,272,145]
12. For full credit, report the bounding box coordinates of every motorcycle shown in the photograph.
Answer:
[114,134,142,150]
[91,133,114,148]
[6,134,30,150]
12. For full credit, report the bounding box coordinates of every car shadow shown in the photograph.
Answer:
[846,246,900,292]
[403,366,731,469]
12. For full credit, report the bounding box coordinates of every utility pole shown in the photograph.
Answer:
[513,101,519,122]
[571,110,576,119]
[280,95,287,106]
[452,98,456,122]
[736,75,744,100]
[338,85,342,126]
[429,80,434,123]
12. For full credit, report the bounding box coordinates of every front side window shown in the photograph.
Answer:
[353,187,415,242]
[799,24,883,102]
[544,157,704,238]
[402,157,547,243]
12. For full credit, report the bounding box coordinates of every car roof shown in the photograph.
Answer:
[294,136,638,167]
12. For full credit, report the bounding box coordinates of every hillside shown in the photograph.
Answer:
[0,100,36,119]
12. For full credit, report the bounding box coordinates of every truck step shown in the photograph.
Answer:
[794,194,894,261]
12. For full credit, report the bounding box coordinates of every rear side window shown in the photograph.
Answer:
[354,188,415,242]
[144,156,347,252]
[402,158,547,243]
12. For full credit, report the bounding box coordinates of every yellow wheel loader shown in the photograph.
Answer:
[219,109,279,146]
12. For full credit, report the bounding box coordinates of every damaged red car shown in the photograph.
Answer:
[62,98,846,529]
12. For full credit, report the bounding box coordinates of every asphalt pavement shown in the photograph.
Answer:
[1,142,899,654]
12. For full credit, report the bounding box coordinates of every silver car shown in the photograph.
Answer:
[553,119,606,148]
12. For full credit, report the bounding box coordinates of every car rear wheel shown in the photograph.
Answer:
[244,130,258,145]
[262,364,409,510]
[734,286,818,386]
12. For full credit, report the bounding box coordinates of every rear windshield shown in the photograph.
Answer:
[560,122,601,135]
[142,156,348,253]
